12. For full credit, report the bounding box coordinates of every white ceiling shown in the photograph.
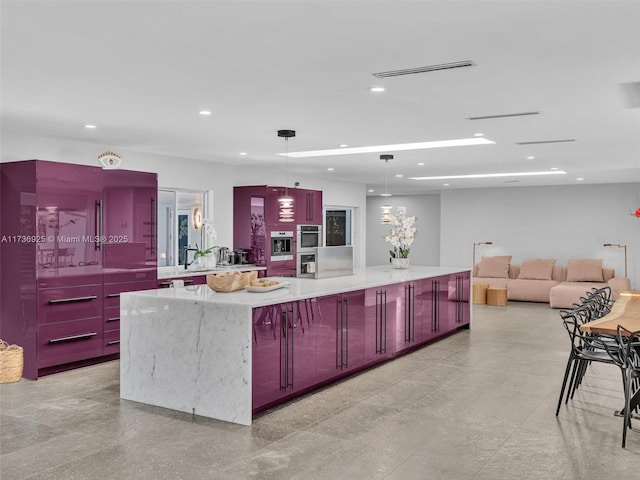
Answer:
[2,0,639,195]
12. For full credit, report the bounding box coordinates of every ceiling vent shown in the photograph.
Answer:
[468,112,540,120]
[516,139,576,145]
[372,60,474,78]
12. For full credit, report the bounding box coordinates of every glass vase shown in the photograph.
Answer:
[391,257,410,269]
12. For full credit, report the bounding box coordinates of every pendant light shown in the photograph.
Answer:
[380,154,393,224]
[277,129,296,223]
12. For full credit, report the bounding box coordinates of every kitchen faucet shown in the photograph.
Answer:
[183,246,199,269]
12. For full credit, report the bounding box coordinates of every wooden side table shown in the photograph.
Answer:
[486,287,508,306]
[472,283,489,305]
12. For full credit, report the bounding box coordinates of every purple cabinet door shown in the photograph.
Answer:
[395,281,426,353]
[36,161,103,283]
[445,272,471,331]
[296,189,323,225]
[364,285,398,363]
[103,169,157,284]
[252,302,317,414]
[266,186,296,227]
[315,291,366,379]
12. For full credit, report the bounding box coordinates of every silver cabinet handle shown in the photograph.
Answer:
[106,317,120,322]
[107,340,120,346]
[49,332,97,343]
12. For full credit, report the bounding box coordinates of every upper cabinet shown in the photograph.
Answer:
[296,188,323,225]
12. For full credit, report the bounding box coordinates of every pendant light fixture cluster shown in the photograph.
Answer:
[380,154,393,224]
[277,129,296,223]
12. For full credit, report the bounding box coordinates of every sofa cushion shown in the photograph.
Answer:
[507,279,560,303]
[549,282,608,309]
[473,277,509,289]
[518,258,555,280]
[566,258,604,282]
[477,255,512,278]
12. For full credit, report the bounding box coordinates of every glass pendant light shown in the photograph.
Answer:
[277,129,296,223]
[380,154,393,224]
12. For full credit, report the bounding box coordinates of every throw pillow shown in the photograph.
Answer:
[566,258,604,282]
[476,255,512,278]
[518,258,556,280]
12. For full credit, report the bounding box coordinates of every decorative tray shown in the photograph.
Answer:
[245,282,289,293]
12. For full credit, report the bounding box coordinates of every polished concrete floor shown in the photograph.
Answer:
[1,302,639,479]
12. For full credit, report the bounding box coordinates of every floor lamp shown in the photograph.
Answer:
[603,243,628,277]
[472,241,493,267]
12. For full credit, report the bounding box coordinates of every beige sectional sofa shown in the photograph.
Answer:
[473,256,630,309]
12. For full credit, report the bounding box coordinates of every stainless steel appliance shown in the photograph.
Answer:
[297,224,322,251]
[297,250,317,278]
[270,231,294,261]
[232,248,248,265]
[315,246,353,279]
[218,247,231,266]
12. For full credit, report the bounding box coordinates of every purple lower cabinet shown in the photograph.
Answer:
[315,290,366,380]
[394,281,427,354]
[252,302,317,414]
[445,272,471,331]
[364,285,398,363]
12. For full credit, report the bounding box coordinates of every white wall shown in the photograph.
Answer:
[367,194,441,267]
[440,184,640,288]
[1,133,368,268]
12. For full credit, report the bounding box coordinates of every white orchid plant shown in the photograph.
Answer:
[384,206,417,259]
[195,218,218,259]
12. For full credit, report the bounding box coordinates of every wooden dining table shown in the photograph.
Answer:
[580,290,640,336]
[580,290,640,418]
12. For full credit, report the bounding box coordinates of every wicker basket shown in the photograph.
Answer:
[206,270,258,293]
[0,340,24,384]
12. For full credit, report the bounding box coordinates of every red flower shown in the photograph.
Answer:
[635,208,640,218]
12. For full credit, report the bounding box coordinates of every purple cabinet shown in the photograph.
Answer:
[252,301,317,414]
[364,285,399,363]
[0,160,157,379]
[394,281,428,354]
[296,189,323,225]
[445,271,471,330]
[234,185,322,276]
[316,290,366,380]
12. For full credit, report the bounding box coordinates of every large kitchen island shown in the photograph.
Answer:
[120,265,470,425]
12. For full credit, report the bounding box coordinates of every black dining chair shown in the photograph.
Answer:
[604,325,640,448]
[556,307,620,416]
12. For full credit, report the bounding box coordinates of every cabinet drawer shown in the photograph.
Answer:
[104,328,120,355]
[38,317,103,368]
[104,306,121,329]
[38,285,103,325]
[157,275,205,288]
[104,280,157,308]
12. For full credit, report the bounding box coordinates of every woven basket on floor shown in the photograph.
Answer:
[206,270,257,293]
[0,339,24,384]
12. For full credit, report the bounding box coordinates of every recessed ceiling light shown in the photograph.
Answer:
[395,174,403,178]
[370,87,386,93]
[239,152,247,156]
[474,133,484,137]
[380,193,392,197]
[339,144,349,148]
[526,156,535,160]
[409,170,567,181]
[550,167,559,170]
[84,124,96,129]
[418,162,425,166]
[576,177,584,181]
[443,183,450,186]
[327,167,334,171]
[280,137,494,158]
[368,189,374,193]
[199,110,212,115]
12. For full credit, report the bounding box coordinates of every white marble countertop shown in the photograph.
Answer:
[127,265,470,308]
[157,265,266,279]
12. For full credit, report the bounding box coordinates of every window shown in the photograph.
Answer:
[157,189,207,267]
